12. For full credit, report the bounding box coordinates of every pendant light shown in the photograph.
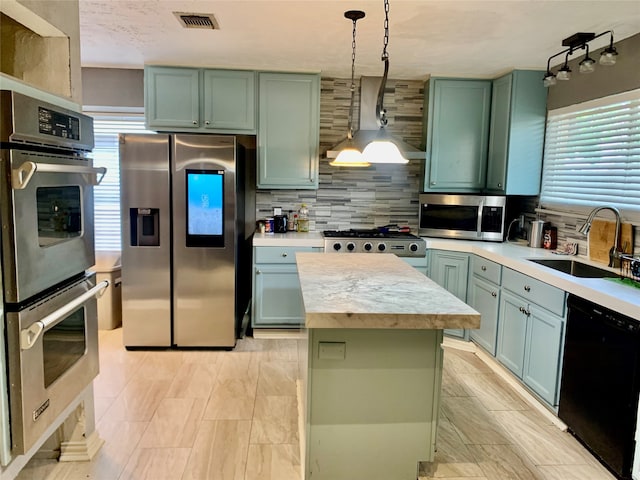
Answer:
[362,0,408,165]
[330,10,370,167]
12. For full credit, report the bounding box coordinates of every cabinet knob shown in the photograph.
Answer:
[431,181,436,185]
[192,121,198,125]
[524,285,531,292]
[205,120,210,125]
[281,252,288,257]
[491,291,497,297]
[481,266,487,271]
[498,183,502,188]
[256,270,262,274]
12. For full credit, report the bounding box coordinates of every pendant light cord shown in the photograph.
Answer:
[347,15,358,140]
[376,0,390,128]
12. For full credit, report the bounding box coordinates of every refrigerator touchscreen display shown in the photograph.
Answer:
[186,169,224,247]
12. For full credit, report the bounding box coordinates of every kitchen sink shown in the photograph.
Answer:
[528,258,619,278]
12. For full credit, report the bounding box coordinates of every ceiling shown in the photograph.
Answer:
[79,1,640,80]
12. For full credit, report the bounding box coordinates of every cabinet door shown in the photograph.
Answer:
[523,305,564,406]
[486,70,547,195]
[425,79,491,192]
[145,67,200,129]
[496,290,527,377]
[258,73,320,189]
[253,264,305,326]
[485,74,512,192]
[468,276,500,355]
[429,251,469,338]
[203,70,256,131]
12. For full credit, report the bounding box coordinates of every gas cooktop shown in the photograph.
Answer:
[322,229,420,239]
[322,229,426,257]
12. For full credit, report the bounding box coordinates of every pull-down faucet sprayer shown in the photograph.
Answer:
[578,206,622,268]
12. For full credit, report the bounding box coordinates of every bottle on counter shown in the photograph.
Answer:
[287,210,296,231]
[297,204,309,232]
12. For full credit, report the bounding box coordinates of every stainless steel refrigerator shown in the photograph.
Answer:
[119,134,255,348]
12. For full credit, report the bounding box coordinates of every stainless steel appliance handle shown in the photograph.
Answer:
[476,201,484,238]
[12,161,107,190]
[20,280,110,350]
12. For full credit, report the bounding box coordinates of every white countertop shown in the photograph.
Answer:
[296,252,480,330]
[252,231,324,247]
[425,238,640,322]
[253,232,640,322]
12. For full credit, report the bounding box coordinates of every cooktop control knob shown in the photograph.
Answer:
[377,243,386,252]
[409,243,419,252]
[363,242,373,251]
[346,242,356,251]
[333,243,342,251]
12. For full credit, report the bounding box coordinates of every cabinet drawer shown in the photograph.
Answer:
[503,268,566,316]
[473,256,502,284]
[254,246,319,264]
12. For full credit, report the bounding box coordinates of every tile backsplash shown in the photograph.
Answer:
[256,77,425,231]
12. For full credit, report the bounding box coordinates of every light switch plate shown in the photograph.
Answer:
[318,342,346,360]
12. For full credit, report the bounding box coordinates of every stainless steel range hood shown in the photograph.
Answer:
[326,76,425,160]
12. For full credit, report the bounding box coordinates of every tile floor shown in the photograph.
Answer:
[16,328,615,480]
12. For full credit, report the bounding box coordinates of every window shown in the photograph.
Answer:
[540,89,640,218]
[89,114,153,251]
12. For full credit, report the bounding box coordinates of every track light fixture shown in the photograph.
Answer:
[543,31,618,87]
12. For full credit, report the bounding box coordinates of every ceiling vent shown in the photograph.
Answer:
[173,12,219,30]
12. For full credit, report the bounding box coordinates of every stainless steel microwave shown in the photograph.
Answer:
[418,193,506,242]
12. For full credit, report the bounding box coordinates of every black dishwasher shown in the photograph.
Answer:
[559,294,640,480]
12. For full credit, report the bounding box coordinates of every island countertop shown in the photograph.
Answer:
[296,252,480,330]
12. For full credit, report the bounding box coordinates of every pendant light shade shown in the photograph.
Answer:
[330,141,369,167]
[362,130,408,164]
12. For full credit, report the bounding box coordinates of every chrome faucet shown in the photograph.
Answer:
[578,206,623,268]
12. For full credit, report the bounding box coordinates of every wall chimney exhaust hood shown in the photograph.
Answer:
[327,76,425,160]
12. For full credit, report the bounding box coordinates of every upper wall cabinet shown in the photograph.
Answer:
[257,72,320,190]
[423,78,492,192]
[145,66,256,133]
[485,70,547,195]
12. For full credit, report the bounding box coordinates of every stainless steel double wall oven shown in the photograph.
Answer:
[0,90,108,456]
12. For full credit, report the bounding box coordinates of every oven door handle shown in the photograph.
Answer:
[20,280,110,351]
[12,161,107,190]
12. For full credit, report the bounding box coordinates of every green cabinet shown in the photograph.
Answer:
[468,256,501,355]
[202,69,256,131]
[423,78,492,192]
[258,72,320,189]
[429,250,470,339]
[485,70,547,194]
[145,66,256,132]
[496,268,566,407]
[145,67,200,129]
[252,246,321,327]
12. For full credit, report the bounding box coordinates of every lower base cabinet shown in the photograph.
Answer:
[429,250,469,339]
[468,275,500,355]
[252,246,322,328]
[496,287,565,407]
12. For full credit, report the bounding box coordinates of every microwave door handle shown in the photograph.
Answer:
[20,280,110,351]
[477,201,484,238]
[12,161,107,190]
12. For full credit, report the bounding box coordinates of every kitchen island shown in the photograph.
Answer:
[295,252,480,480]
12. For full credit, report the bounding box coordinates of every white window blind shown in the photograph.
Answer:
[90,114,153,251]
[540,89,640,217]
